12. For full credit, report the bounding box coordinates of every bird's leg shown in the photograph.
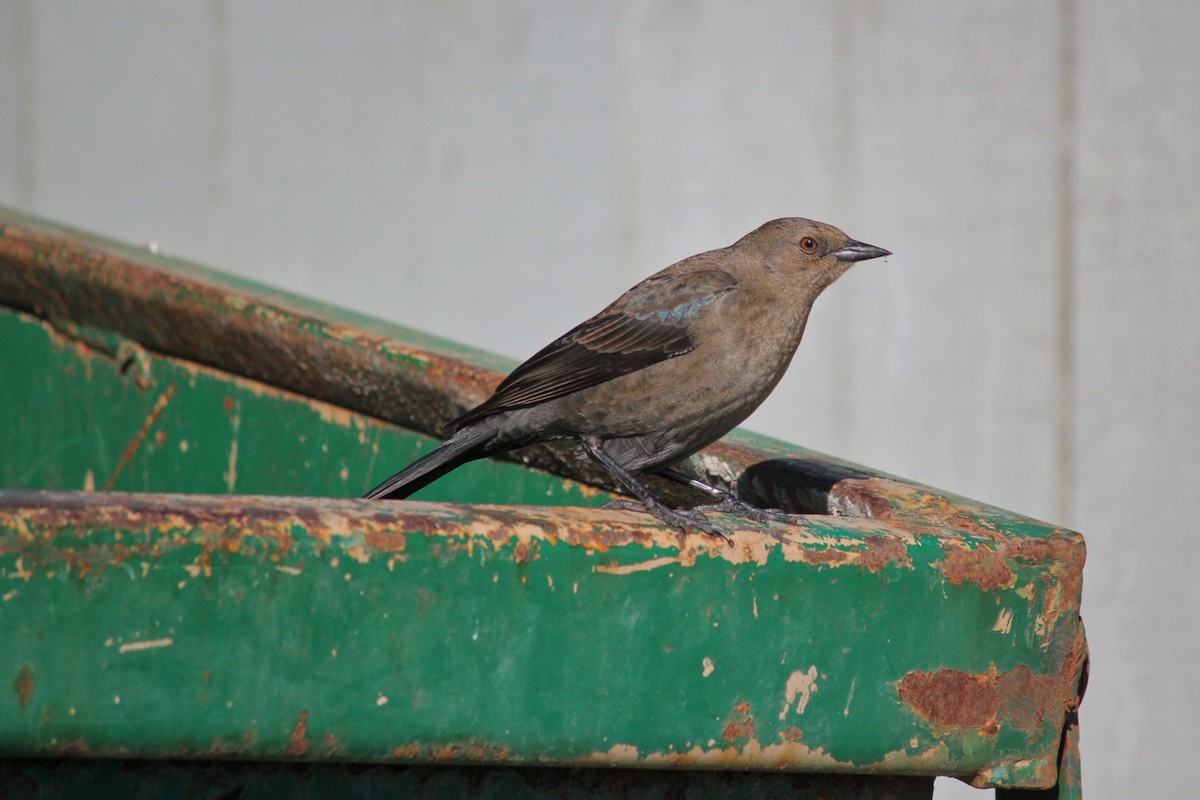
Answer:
[580,439,731,542]
[656,468,799,525]
[654,468,727,499]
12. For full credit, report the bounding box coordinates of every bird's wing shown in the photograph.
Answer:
[448,268,738,429]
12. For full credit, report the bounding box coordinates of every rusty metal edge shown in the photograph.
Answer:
[0,491,1088,591]
[0,489,1003,566]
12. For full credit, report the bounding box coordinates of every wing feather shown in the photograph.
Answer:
[449,269,737,429]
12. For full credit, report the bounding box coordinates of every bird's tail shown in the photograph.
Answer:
[363,425,497,501]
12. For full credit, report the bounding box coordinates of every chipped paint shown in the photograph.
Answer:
[780,666,819,719]
[312,402,362,430]
[118,638,174,654]
[702,657,715,677]
[10,557,32,581]
[589,737,850,771]
[224,399,240,493]
[594,556,678,575]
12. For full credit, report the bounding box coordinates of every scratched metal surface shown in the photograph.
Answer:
[0,209,1086,793]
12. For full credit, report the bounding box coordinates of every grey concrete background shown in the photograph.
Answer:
[2,2,1197,797]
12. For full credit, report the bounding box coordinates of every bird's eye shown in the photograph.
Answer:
[799,237,818,253]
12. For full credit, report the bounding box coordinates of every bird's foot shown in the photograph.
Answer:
[692,495,799,525]
[602,499,733,544]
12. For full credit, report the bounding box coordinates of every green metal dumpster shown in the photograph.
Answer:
[0,208,1084,798]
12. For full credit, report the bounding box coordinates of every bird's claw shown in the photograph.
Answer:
[693,496,798,525]
[602,498,650,513]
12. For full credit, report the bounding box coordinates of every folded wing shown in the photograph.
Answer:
[449,268,738,429]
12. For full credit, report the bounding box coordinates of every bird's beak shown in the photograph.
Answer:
[834,240,892,262]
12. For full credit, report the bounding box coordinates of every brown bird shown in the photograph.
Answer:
[365,218,889,536]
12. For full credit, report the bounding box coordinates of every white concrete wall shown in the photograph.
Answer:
[3,3,1197,796]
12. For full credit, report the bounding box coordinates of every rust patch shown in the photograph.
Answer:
[286,709,309,756]
[938,544,1016,590]
[392,743,421,759]
[428,743,513,763]
[898,631,1086,744]
[722,701,756,742]
[722,719,756,742]
[883,483,1005,538]
[1006,533,1086,639]
[858,535,912,573]
[363,528,408,553]
[899,669,1009,734]
[339,739,519,764]
[799,547,849,566]
[780,726,804,742]
[205,735,248,756]
[512,539,536,564]
[14,665,34,707]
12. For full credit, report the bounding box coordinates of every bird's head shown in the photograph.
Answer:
[737,217,891,297]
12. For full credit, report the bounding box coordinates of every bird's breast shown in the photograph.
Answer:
[561,298,807,440]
